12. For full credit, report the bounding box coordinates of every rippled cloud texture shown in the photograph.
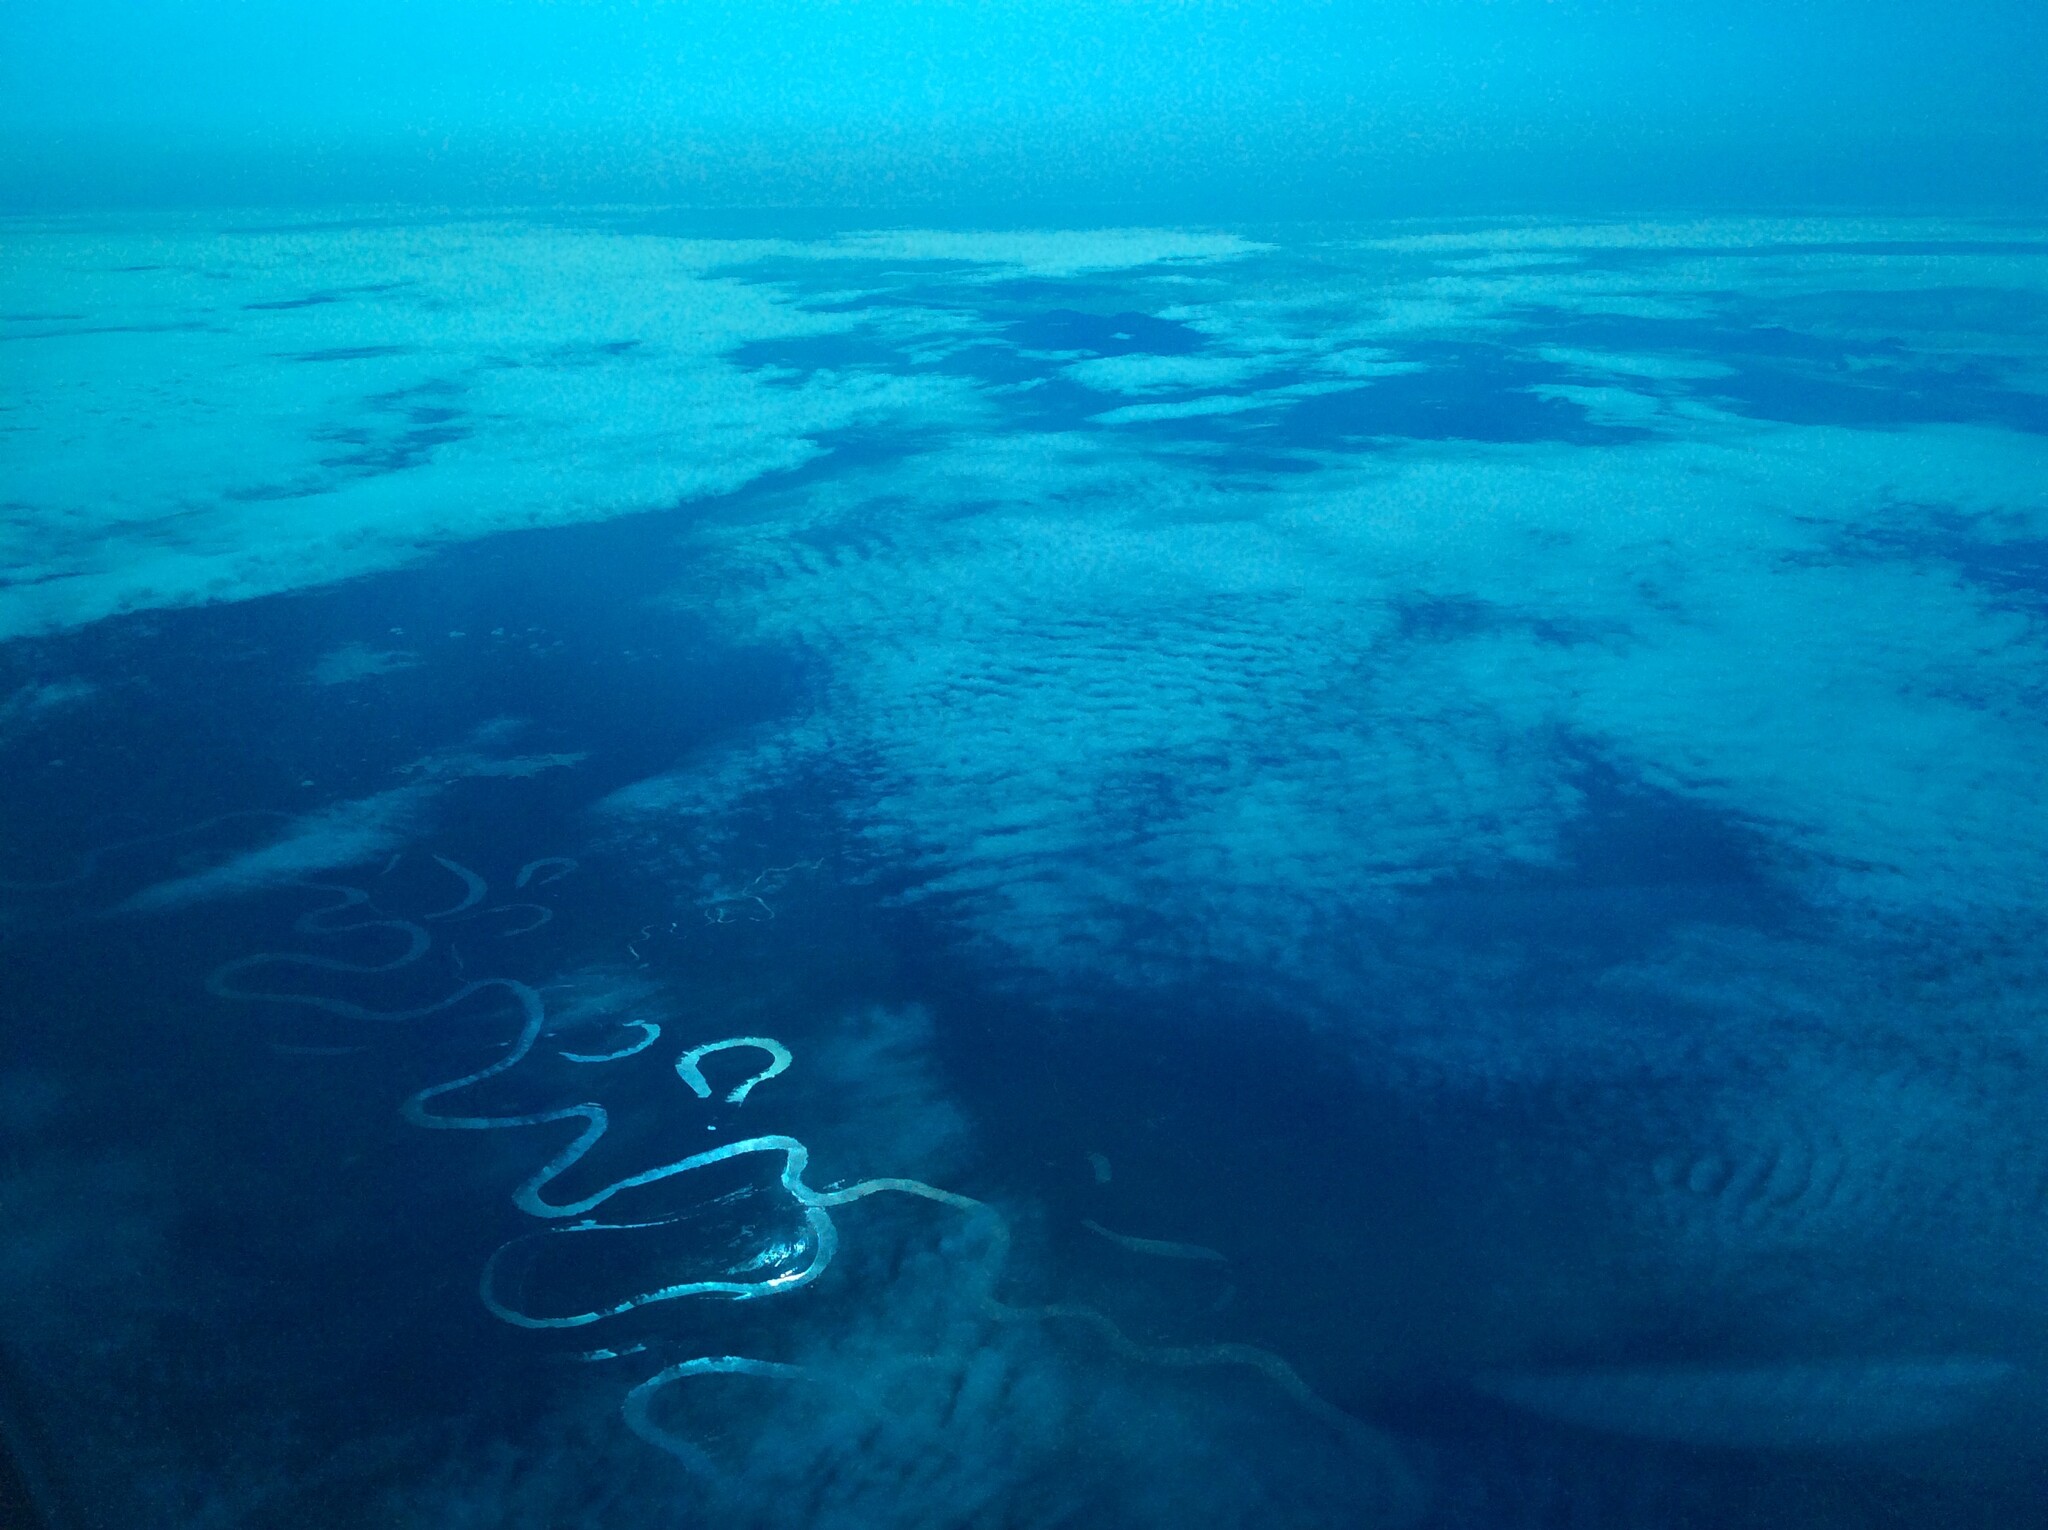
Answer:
[10,212,2048,1513]
[12,215,2048,958]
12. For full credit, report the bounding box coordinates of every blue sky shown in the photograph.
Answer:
[3,0,2044,211]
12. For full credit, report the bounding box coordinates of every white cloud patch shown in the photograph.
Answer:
[16,213,2048,1049]
[0,219,981,640]
[596,214,2048,1068]
[0,218,1284,643]
[1061,353,1264,395]
[310,641,419,685]
[820,227,1265,277]
[0,676,98,734]
[114,784,432,912]
[1535,346,1736,381]
[111,721,585,911]
[698,424,2045,939]
[1090,393,1285,424]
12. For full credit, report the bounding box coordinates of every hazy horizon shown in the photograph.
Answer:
[5,0,2046,215]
